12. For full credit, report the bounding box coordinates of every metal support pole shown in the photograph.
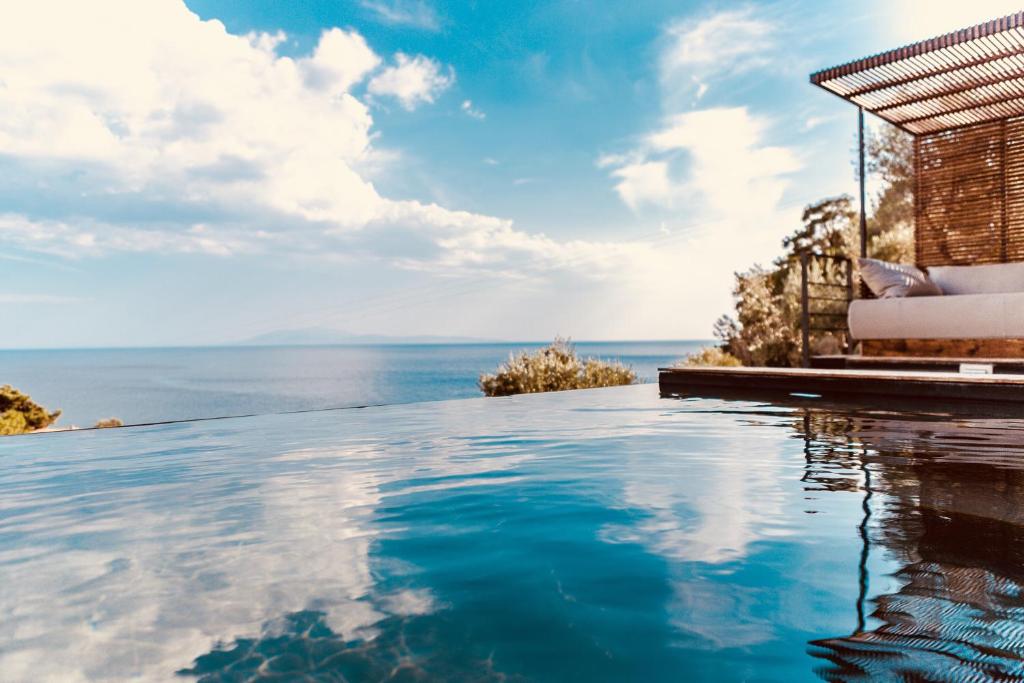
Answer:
[858,107,868,259]
[845,257,854,353]
[845,257,854,302]
[801,252,810,368]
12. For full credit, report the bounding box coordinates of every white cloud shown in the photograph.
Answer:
[359,0,441,31]
[604,108,799,217]
[461,99,486,120]
[0,3,384,238]
[301,28,381,93]
[0,0,584,278]
[802,115,831,131]
[367,53,454,110]
[654,109,799,214]
[0,214,259,258]
[608,160,673,210]
[593,107,801,335]
[589,2,803,340]
[245,29,287,55]
[661,8,775,101]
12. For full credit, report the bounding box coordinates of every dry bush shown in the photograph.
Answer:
[679,347,742,367]
[0,385,61,435]
[479,339,636,397]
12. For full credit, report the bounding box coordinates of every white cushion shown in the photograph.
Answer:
[858,258,942,298]
[849,292,1024,339]
[928,262,1024,295]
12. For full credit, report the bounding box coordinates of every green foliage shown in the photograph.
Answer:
[717,122,915,367]
[94,417,123,429]
[866,124,915,263]
[717,265,799,366]
[782,195,858,258]
[0,385,61,435]
[479,339,636,397]
[869,221,914,264]
[679,346,742,367]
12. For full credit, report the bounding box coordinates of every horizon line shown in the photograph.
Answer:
[0,339,718,352]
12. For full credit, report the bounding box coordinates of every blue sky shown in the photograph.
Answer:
[2,0,1021,348]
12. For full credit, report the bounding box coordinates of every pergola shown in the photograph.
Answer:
[811,12,1024,267]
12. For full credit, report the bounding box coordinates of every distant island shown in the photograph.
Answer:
[236,327,498,347]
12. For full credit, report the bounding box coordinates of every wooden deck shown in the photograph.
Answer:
[659,366,1024,403]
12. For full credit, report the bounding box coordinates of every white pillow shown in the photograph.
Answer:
[858,258,942,298]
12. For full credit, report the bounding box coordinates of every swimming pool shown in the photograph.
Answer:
[1,384,1022,681]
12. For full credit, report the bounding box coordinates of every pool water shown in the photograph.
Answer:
[2,384,1023,681]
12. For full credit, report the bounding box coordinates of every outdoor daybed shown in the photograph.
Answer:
[807,13,1024,362]
[849,262,1024,356]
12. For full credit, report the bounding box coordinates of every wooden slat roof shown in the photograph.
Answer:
[811,12,1024,134]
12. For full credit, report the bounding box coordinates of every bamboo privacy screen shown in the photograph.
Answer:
[915,117,1024,266]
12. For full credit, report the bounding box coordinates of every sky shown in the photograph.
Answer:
[2,0,1022,348]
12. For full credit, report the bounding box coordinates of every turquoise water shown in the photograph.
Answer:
[0,341,705,427]
[2,385,1024,680]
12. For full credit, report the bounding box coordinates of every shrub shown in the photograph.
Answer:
[0,385,61,435]
[679,347,742,367]
[479,339,636,397]
[94,417,123,429]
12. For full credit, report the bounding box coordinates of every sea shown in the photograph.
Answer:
[0,341,709,428]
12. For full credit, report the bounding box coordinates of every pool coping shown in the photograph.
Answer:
[659,366,1024,403]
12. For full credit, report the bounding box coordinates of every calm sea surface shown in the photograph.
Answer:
[0,341,706,427]
[2,385,1023,680]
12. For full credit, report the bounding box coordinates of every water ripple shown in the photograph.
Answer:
[2,386,1024,681]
